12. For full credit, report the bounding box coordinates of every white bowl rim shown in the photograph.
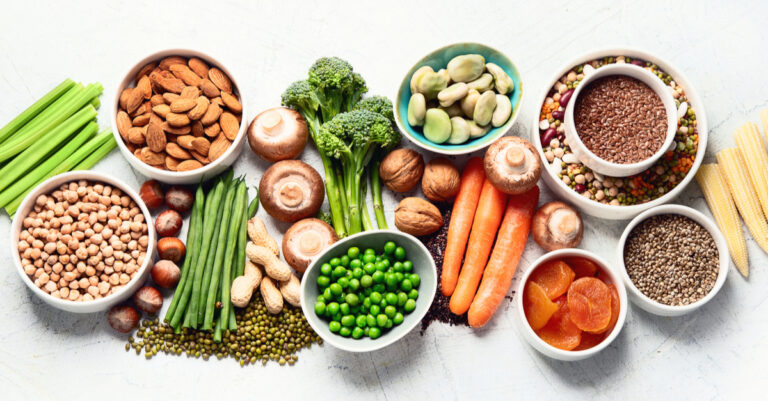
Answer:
[563,63,678,175]
[10,170,156,311]
[299,229,437,353]
[530,46,708,218]
[616,204,730,315]
[516,248,629,360]
[109,48,248,180]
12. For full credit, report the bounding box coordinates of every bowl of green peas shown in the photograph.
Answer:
[300,229,437,352]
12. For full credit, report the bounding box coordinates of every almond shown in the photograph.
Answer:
[188,58,209,78]
[132,113,150,127]
[187,96,209,121]
[162,93,180,104]
[116,111,132,141]
[137,76,152,99]
[119,88,131,110]
[166,142,192,159]
[146,123,167,153]
[190,150,211,164]
[191,137,211,156]
[176,159,203,172]
[125,88,144,114]
[204,123,220,138]
[165,156,180,171]
[199,79,220,98]
[170,64,202,86]
[130,101,150,117]
[220,112,239,140]
[152,104,171,118]
[139,147,166,165]
[161,122,191,135]
[166,112,191,127]
[208,68,233,93]
[149,113,164,126]
[126,142,138,154]
[150,94,165,106]
[200,102,222,126]
[221,92,242,113]
[158,76,186,94]
[127,127,146,145]
[170,98,197,113]
[176,135,196,149]
[211,96,224,107]
[135,62,157,82]
[180,86,200,99]
[209,133,231,161]
[191,120,204,137]
[159,56,186,71]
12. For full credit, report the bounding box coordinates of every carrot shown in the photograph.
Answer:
[468,186,539,327]
[441,157,485,297]
[449,179,508,315]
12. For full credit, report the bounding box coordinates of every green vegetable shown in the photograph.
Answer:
[0,79,75,144]
[219,180,247,331]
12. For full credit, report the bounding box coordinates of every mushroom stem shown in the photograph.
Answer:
[506,147,525,167]
[279,182,304,208]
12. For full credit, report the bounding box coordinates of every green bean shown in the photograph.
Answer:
[217,179,247,331]
[165,185,204,323]
[247,187,259,218]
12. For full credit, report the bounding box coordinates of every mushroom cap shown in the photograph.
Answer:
[259,160,324,222]
[282,218,338,273]
[483,136,542,195]
[532,201,583,251]
[248,107,309,162]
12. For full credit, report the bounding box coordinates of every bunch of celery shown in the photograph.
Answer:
[0,79,117,216]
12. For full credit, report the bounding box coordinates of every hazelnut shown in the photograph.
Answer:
[379,148,424,193]
[394,197,443,236]
[422,158,460,202]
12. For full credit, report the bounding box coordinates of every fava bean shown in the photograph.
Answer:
[461,89,481,118]
[439,103,464,118]
[410,66,434,93]
[448,117,471,144]
[407,93,426,126]
[492,94,512,127]
[468,120,491,138]
[473,91,497,126]
[447,54,485,82]
[486,63,514,95]
[438,82,468,107]
[415,71,448,99]
[466,73,494,92]
[423,108,452,144]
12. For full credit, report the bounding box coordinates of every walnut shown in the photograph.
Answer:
[379,148,424,193]
[422,158,460,202]
[394,197,443,236]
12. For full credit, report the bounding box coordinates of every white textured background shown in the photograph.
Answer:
[1,1,766,399]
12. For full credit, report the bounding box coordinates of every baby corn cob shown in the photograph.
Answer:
[717,148,768,254]
[735,122,768,219]
[761,109,768,144]
[696,164,749,277]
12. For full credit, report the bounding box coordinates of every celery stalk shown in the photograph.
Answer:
[0,79,75,144]
[1,84,83,145]
[72,132,116,170]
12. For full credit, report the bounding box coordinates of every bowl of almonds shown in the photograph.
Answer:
[111,49,248,184]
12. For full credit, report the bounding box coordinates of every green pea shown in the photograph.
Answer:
[317,295,326,303]
[332,266,346,279]
[397,292,408,306]
[329,283,342,296]
[320,263,332,276]
[340,303,350,315]
[362,254,376,264]
[337,277,349,289]
[380,299,388,308]
[329,321,341,333]
[384,241,396,255]
[335,294,345,303]
[370,292,382,304]
[323,288,332,300]
[345,293,359,306]
[363,262,375,275]
[379,259,390,269]
[350,259,362,269]
[341,315,355,327]
[329,257,341,267]
[394,246,406,260]
[361,275,373,288]
[372,271,385,284]
[404,299,416,313]
[332,312,342,322]
[347,247,360,259]
[375,255,383,263]
[364,248,376,255]
[400,279,413,292]
[395,272,404,283]
[340,255,350,267]
[375,261,386,272]
[376,314,388,327]
[314,301,326,316]
[352,267,364,279]
[369,327,382,339]
[366,314,377,327]
[393,312,404,325]
[348,278,360,292]
[339,327,352,337]
[363,297,372,309]
[350,305,361,315]
[352,327,364,339]
[326,303,340,317]
[364,327,370,336]
[408,289,419,300]
[409,274,420,287]
[403,260,413,272]
[393,262,404,273]
[384,305,396,318]
[369,304,381,316]
[363,288,373,297]
[356,315,367,328]
[317,276,330,288]
[385,273,397,288]
[385,319,393,329]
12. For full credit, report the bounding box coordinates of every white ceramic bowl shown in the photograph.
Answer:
[617,204,729,317]
[563,64,678,177]
[111,49,248,184]
[531,47,708,220]
[11,171,156,313]
[516,248,628,361]
[300,230,437,353]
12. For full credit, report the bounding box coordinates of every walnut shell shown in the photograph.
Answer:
[422,158,460,202]
[380,148,424,193]
[394,197,443,236]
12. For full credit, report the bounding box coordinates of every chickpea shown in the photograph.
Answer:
[118,209,130,221]
[30,248,42,259]
[51,290,61,299]
[119,273,130,285]
[19,230,30,241]
[68,290,78,301]
[102,228,113,240]
[50,273,60,282]
[96,262,106,272]
[52,263,63,274]
[93,223,104,233]
[125,263,138,275]
[18,241,29,252]
[44,281,57,293]
[60,287,70,298]
[102,246,113,258]
[93,184,103,194]
[63,271,77,282]
[109,274,120,286]
[43,242,56,254]
[24,265,36,275]
[98,195,111,207]
[133,214,144,223]
[76,262,86,273]
[120,233,131,243]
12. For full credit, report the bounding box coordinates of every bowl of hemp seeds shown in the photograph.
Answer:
[617,204,729,316]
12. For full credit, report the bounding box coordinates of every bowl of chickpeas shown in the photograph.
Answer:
[11,171,156,313]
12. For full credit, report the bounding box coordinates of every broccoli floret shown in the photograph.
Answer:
[353,95,394,124]
[308,57,355,122]
[281,80,321,136]
[343,72,368,112]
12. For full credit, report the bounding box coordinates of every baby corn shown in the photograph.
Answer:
[734,122,768,219]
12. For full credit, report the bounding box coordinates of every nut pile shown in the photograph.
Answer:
[623,214,719,306]
[116,55,242,171]
[18,180,149,301]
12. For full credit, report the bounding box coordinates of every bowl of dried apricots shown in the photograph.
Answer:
[516,248,627,361]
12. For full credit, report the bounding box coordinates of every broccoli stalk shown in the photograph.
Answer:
[360,169,374,231]
[369,158,387,229]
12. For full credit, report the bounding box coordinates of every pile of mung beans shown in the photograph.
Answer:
[538,55,699,206]
[126,294,321,366]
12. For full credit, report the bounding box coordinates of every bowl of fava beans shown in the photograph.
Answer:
[300,230,437,352]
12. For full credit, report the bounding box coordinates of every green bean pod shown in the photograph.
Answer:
[165,184,204,323]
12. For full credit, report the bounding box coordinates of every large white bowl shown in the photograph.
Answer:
[516,248,628,361]
[531,47,708,220]
[617,204,729,317]
[11,171,156,313]
[111,49,248,184]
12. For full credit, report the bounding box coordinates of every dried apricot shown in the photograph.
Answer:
[563,256,598,278]
[574,331,605,351]
[524,281,559,331]
[588,283,620,334]
[536,296,582,350]
[567,277,612,332]
[529,260,575,300]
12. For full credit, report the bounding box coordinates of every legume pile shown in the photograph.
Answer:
[623,214,719,306]
[314,241,421,339]
[126,294,321,366]
[539,55,699,205]
[574,75,667,164]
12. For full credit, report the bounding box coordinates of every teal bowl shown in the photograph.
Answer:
[395,42,524,155]
[299,230,437,352]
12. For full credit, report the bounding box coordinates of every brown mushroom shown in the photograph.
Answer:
[248,107,308,162]
[483,136,542,194]
[532,201,583,251]
[282,218,338,273]
[259,160,324,222]
[380,148,425,192]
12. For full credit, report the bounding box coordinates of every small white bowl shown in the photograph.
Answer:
[563,64,678,177]
[111,49,248,184]
[516,248,628,361]
[11,171,156,313]
[617,204,729,316]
